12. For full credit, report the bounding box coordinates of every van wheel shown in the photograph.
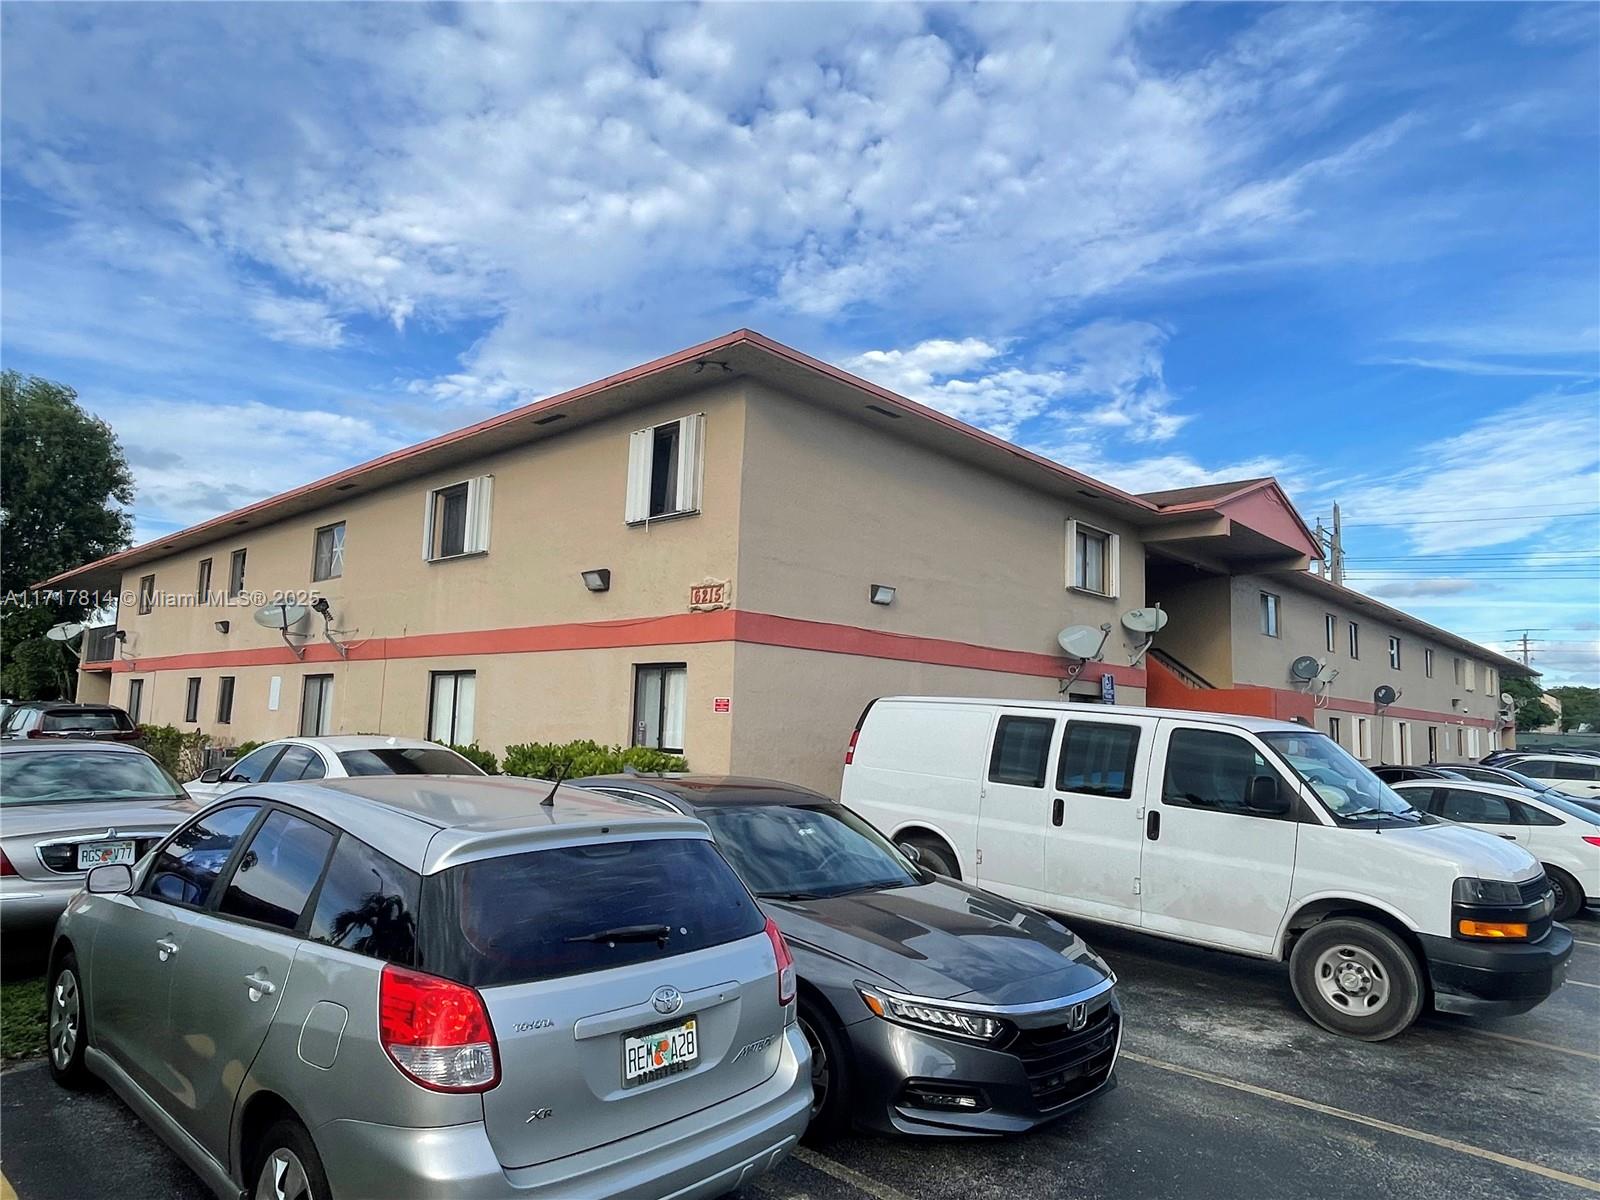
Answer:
[1545,866,1584,923]
[798,1001,853,1143]
[46,952,93,1090]
[1289,919,1424,1042]
[251,1119,329,1200]
[907,837,959,880]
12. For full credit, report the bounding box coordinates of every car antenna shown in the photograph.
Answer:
[541,763,569,807]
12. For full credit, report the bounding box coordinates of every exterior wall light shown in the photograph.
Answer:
[214,620,230,634]
[869,584,896,606]
[582,568,611,593]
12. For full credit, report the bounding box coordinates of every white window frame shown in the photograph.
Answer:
[423,475,494,561]
[1259,592,1281,638]
[1327,715,1342,746]
[427,670,477,746]
[1388,636,1401,670]
[1467,726,1481,757]
[1348,621,1360,660]
[1324,613,1337,653]
[1465,661,1475,692]
[1355,716,1372,760]
[313,521,346,581]
[127,678,145,724]
[632,663,687,753]
[625,413,705,525]
[1453,656,1464,687]
[300,674,335,737]
[1424,648,1434,678]
[1065,519,1120,598]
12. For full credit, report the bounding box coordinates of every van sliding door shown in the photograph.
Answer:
[1042,716,1153,927]
[975,713,1058,904]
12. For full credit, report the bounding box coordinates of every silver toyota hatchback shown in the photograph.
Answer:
[47,776,811,1199]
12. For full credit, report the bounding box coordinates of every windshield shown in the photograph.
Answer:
[697,802,921,899]
[1259,732,1422,824]
[336,747,484,776]
[0,749,183,806]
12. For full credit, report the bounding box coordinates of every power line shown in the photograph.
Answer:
[1338,511,1599,527]
[1316,501,1600,518]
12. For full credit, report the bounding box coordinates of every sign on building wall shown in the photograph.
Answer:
[268,675,282,711]
[713,697,731,714]
[1100,673,1116,704]
[689,579,730,611]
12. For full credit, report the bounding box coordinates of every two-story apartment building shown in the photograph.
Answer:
[48,330,1520,791]
[1143,488,1526,765]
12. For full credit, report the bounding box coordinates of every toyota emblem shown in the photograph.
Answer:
[651,985,683,1015]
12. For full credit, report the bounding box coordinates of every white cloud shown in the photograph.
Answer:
[1367,579,1477,599]
[1371,356,1596,379]
[1340,388,1600,554]
[248,294,346,349]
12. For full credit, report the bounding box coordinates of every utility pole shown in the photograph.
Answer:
[1509,630,1549,667]
[1312,517,1327,577]
[1330,503,1345,587]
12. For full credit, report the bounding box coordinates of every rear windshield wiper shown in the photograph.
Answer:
[564,923,672,946]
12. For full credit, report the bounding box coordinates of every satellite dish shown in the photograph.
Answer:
[1121,608,1169,635]
[44,622,85,642]
[1315,663,1341,686]
[1373,685,1398,708]
[1500,692,1514,705]
[1058,624,1110,660]
[1289,655,1322,683]
[253,602,309,630]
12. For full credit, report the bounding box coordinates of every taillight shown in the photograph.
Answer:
[26,728,49,739]
[117,728,142,741]
[845,727,860,766]
[1584,836,1600,848]
[764,916,796,1007]
[0,849,16,877]
[378,964,499,1092]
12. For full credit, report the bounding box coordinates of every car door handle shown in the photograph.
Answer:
[155,938,179,961]
[1052,798,1064,827]
[1496,834,1517,840]
[1146,811,1161,841]
[243,972,276,999]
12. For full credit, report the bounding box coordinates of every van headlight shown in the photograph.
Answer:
[1452,877,1522,906]
[856,985,1007,1042]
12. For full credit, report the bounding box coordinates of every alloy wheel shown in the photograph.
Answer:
[256,1148,313,1200]
[1312,944,1391,1016]
[49,970,80,1072]
[799,1014,830,1118]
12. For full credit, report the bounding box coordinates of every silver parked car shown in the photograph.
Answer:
[48,776,811,1200]
[1,739,197,943]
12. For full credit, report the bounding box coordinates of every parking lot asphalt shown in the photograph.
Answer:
[3,911,1596,1200]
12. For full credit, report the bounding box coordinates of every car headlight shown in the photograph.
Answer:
[1452,877,1523,906]
[856,985,1007,1042]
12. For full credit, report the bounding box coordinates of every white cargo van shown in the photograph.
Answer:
[840,697,1574,1040]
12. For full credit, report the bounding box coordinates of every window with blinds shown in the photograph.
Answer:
[625,413,705,524]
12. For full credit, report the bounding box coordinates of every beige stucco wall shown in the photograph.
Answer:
[112,641,738,768]
[1143,570,1235,686]
[109,381,749,664]
[734,381,1149,669]
[726,641,1146,796]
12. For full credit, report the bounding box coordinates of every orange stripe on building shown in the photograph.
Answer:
[82,609,1148,688]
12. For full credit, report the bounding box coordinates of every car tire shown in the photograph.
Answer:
[1289,918,1424,1042]
[46,951,93,1090]
[907,837,959,880]
[1545,865,1585,923]
[797,1000,853,1143]
[251,1118,330,1200]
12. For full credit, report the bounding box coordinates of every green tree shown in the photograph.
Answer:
[1,372,134,698]
[1501,674,1556,732]
[1548,685,1600,732]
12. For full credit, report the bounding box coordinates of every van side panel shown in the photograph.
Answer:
[840,701,992,877]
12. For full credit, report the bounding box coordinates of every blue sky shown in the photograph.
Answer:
[3,3,1596,682]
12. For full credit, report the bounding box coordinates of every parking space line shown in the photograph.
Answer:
[792,1146,920,1200]
[1,1171,17,1200]
[1121,1052,1600,1194]
[1448,1027,1600,1062]
[1575,939,1600,949]
[1566,979,1600,990]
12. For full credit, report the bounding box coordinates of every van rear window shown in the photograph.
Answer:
[419,838,764,988]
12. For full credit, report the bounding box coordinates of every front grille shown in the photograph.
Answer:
[37,836,162,875]
[1520,873,1555,942]
[1009,1004,1119,1109]
[1519,874,1552,905]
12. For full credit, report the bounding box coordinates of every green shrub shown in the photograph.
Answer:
[231,740,264,758]
[450,743,500,774]
[141,724,212,780]
[500,739,687,780]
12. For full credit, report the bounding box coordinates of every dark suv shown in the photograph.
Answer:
[1,703,140,742]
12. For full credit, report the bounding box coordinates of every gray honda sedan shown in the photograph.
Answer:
[48,776,811,1200]
[572,776,1121,1140]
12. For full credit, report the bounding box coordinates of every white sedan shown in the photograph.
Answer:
[1394,779,1600,922]
[186,735,485,803]
[1500,754,1600,800]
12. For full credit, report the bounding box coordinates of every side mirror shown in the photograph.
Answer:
[897,841,922,864]
[1249,776,1292,816]
[198,767,223,784]
[86,863,134,895]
